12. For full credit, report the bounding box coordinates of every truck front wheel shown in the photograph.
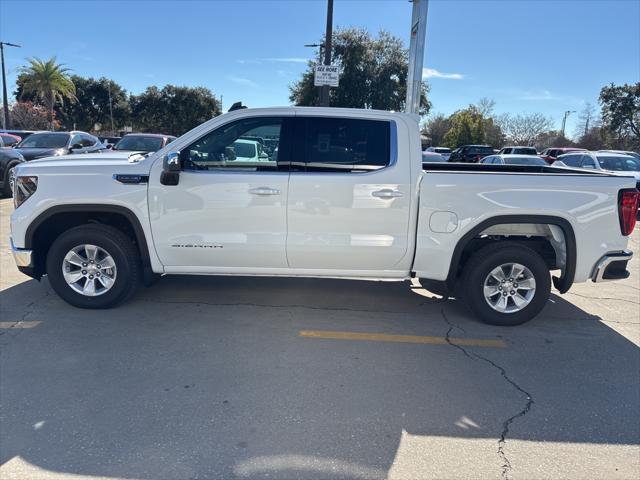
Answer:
[461,242,551,326]
[46,224,141,309]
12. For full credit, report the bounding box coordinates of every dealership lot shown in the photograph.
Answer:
[0,197,638,479]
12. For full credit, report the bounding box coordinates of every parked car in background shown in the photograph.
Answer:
[540,147,585,164]
[14,131,103,161]
[424,146,452,161]
[1,133,22,147]
[231,138,269,161]
[481,154,548,166]
[448,145,494,163]
[0,130,35,141]
[422,151,444,165]
[112,133,176,153]
[99,136,122,149]
[0,143,25,196]
[598,149,640,161]
[498,146,538,155]
[555,151,640,182]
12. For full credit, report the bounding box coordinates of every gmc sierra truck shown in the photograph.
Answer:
[10,107,639,325]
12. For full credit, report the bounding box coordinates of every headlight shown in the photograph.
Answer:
[14,176,38,209]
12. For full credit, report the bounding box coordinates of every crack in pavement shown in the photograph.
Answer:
[0,289,51,346]
[566,291,640,305]
[139,296,443,315]
[441,307,533,480]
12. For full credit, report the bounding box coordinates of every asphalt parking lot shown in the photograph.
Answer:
[1,197,639,480]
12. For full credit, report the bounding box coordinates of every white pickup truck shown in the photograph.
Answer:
[10,107,639,325]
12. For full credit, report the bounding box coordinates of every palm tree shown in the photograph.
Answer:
[19,57,76,130]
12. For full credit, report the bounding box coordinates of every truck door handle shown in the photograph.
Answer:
[248,187,280,196]
[372,189,404,198]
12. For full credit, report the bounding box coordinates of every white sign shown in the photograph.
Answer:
[314,65,339,87]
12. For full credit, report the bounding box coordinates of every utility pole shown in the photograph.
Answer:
[319,0,334,107]
[0,41,21,130]
[406,0,429,114]
[107,81,115,133]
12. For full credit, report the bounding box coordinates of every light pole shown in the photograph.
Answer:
[406,0,429,114]
[320,0,334,107]
[560,110,575,138]
[0,41,21,130]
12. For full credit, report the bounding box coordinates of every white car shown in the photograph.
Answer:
[422,151,444,164]
[598,149,640,161]
[10,107,638,326]
[555,151,640,183]
[425,146,451,161]
[480,154,547,166]
[498,146,539,155]
[231,138,270,162]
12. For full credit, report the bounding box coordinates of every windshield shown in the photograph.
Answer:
[18,133,69,149]
[232,141,257,158]
[434,148,451,154]
[513,148,537,155]
[597,155,640,171]
[469,146,494,155]
[505,157,547,166]
[113,136,163,152]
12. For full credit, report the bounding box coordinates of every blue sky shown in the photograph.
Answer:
[1,0,638,137]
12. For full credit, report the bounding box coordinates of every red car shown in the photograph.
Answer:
[540,147,586,164]
[0,132,21,148]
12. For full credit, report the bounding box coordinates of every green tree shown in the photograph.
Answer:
[130,85,221,136]
[599,82,640,149]
[442,107,485,148]
[17,57,76,130]
[290,28,430,115]
[57,76,130,132]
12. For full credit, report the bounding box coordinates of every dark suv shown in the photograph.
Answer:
[0,136,25,196]
[448,145,495,163]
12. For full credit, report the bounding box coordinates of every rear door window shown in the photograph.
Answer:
[298,117,391,172]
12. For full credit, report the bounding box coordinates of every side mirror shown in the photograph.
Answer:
[161,151,181,186]
[106,144,113,149]
[70,143,83,151]
[259,151,269,159]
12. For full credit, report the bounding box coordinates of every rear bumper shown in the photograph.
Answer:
[10,236,33,267]
[591,250,633,282]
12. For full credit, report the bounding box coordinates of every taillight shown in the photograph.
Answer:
[618,189,639,236]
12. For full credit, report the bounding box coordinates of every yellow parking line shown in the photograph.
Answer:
[299,330,506,348]
[0,321,41,329]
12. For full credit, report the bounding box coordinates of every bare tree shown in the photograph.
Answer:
[498,112,554,146]
[475,97,496,117]
[574,102,600,138]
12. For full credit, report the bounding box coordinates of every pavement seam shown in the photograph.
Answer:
[440,306,533,480]
[566,291,640,305]
[0,289,51,345]
[138,297,442,315]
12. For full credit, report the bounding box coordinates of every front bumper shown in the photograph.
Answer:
[591,250,633,282]
[10,236,33,268]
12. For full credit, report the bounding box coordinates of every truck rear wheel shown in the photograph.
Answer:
[461,242,551,326]
[46,224,141,309]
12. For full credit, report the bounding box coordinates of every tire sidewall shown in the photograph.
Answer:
[47,228,133,308]
[464,246,551,326]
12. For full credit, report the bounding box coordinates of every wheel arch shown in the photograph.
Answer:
[25,204,154,283]
[445,215,576,294]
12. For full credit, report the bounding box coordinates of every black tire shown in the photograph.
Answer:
[461,242,551,326]
[46,224,141,309]
[2,162,19,197]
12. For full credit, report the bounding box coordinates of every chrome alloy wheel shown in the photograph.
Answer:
[62,244,117,296]
[483,262,536,313]
[8,166,16,193]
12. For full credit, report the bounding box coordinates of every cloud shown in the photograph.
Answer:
[237,57,309,65]
[519,89,555,101]
[228,76,259,88]
[422,68,464,80]
[263,57,308,63]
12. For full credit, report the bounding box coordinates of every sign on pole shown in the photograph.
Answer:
[314,65,339,87]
